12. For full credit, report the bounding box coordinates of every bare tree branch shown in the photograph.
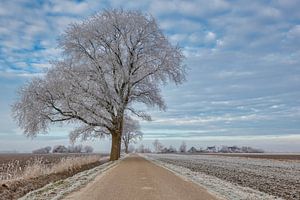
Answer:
[12,9,185,160]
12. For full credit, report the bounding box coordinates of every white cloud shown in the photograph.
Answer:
[169,33,187,44]
[0,71,45,78]
[43,0,91,15]
[152,114,269,126]
[215,70,254,78]
[24,20,48,37]
[31,63,52,69]
[205,31,216,42]
[15,62,28,68]
[287,25,300,38]
[159,19,202,32]
[276,0,299,8]
[216,39,224,47]
[188,33,202,43]
[260,7,281,19]
[150,0,230,18]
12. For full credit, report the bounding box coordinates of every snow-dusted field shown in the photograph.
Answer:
[144,154,300,200]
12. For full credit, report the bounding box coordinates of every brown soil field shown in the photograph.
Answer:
[200,153,300,160]
[149,153,300,199]
[0,153,109,200]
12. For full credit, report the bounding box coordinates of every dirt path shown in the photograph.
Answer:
[64,154,218,200]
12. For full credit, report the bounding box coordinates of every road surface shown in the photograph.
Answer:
[65,154,218,200]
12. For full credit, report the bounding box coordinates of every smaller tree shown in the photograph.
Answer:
[168,145,177,153]
[74,144,83,153]
[143,147,152,153]
[152,139,164,153]
[179,141,187,153]
[67,145,76,153]
[122,117,143,153]
[84,145,94,153]
[128,145,135,153]
[220,146,229,153]
[137,144,145,153]
[137,144,151,153]
[67,144,83,153]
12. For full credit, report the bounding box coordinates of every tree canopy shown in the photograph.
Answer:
[12,9,185,160]
[122,116,143,153]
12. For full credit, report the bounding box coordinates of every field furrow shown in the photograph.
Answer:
[146,154,300,200]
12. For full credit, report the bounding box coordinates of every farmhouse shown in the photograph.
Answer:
[188,147,198,153]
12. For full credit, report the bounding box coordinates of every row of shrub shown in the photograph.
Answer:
[32,145,93,154]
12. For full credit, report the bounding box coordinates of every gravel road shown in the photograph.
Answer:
[64,154,218,200]
[146,154,300,200]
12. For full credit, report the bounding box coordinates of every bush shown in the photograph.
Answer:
[84,145,94,153]
[52,145,95,154]
[52,145,68,153]
[137,144,151,153]
[161,146,177,153]
[32,146,51,154]
[67,145,83,153]
[179,142,187,153]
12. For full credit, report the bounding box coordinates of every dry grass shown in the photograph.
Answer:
[0,160,24,181]
[0,155,101,183]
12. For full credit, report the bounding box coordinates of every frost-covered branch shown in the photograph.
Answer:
[122,116,143,153]
[12,9,185,160]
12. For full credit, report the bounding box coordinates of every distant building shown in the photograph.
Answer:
[188,147,198,153]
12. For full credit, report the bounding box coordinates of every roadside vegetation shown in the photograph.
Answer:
[0,154,101,182]
[0,153,106,200]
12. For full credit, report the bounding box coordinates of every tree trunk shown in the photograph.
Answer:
[110,132,121,161]
[125,143,129,154]
[110,115,124,161]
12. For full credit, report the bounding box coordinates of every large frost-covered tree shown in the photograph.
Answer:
[12,9,185,161]
[122,116,143,153]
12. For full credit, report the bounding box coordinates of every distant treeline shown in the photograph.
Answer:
[147,140,265,154]
[32,145,94,154]
[185,145,264,154]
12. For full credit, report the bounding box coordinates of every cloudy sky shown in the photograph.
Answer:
[0,0,300,152]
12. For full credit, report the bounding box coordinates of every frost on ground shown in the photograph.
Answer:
[144,154,300,200]
[19,159,119,200]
